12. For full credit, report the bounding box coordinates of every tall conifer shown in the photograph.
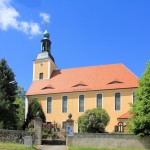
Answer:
[23,98,46,130]
[0,58,18,129]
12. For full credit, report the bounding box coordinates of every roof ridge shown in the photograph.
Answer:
[121,64,139,79]
[56,63,123,71]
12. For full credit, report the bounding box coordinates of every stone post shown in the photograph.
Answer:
[66,114,74,150]
[34,117,42,145]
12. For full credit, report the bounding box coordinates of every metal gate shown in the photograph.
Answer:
[42,122,66,145]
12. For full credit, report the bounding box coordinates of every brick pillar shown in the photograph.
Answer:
[34,117,42,145]
[66,114,74,149]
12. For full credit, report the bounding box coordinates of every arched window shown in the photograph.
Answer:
[115,92,121,111]
[47,97,52,113]
[96,94,102,108]
[118,122,124,132]
[79,95,84,112]
[62,96,68,113]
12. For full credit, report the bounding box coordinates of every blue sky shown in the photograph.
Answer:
[0,0,150,91]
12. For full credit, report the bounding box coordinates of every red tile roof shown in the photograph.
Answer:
[118,112,132,119]
[26,63,138,96]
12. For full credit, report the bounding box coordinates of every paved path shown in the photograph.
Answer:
[37,145,66,150]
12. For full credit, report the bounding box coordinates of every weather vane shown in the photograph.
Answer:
[46,22,48,30]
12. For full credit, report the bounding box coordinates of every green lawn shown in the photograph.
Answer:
[0,143,36,150]
[69,146,150,150]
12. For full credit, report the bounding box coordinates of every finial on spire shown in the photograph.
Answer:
[46,22,48,30]
[43,23,50,39]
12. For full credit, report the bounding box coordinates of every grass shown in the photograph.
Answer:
[0,143,149,150]
[69,146,150,150]
[0,142,36,150]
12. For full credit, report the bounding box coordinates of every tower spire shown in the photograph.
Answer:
[38,24,55,62]
[41,24,51,52]
[33,24,56,81]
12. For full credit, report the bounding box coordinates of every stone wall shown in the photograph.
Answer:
[67,133,150,149]
[0,129,34,144]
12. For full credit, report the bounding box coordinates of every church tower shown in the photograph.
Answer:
[33,28,56,80]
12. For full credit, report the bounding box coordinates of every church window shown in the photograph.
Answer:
[47,97,52,113]
[133,92,136,103]
[39,73,43,79]
[62,96,68,113]
[96,94,102,108]
[79,95,84,112]
[62,121,66,129]
[118,122,124,132]
[115,92,121,111]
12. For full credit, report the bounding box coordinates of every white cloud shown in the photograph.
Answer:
[30,23,41,37]
[19,22,30,33]
[40,12,50,24]
[0,0,19,30]
[0,0,42,38]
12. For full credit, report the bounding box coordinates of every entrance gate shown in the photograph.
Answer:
[42,127,66,145]
[34,118,66,145]
[34,114,74,147]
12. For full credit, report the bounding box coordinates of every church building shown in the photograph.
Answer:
[26,29,138,132]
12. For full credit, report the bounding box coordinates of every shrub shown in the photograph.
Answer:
[78,108,110,133]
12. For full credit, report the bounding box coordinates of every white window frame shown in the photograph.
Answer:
[62,95,68,113]
[39,72,44,79]
[46,96,52,114]
[96,93,103,108]
[114,92,121,111]
[78,94,85,112]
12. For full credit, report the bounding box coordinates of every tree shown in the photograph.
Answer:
[0,58,18,129]
[14,86,26,130]
[23,98,46,129]
[78,108,110,133]
[0,59,18,103]
[128,61,150,136]
[16,86,26,101]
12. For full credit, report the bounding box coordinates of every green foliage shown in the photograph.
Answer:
[16,86,26,101]
[23,98,46,129]
[0,121,4,129]
[42,122,53,139]
[78,108,110,133]
[128,61,150,136]
[27,98,46,122]
[0,58,18,129]
[0,59,17,103]
[14,86,25,130]
[42,121,60,140]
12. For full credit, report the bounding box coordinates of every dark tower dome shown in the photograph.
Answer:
[41,29,51,53]
[43,29,50,39]
[37,28,55,63]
